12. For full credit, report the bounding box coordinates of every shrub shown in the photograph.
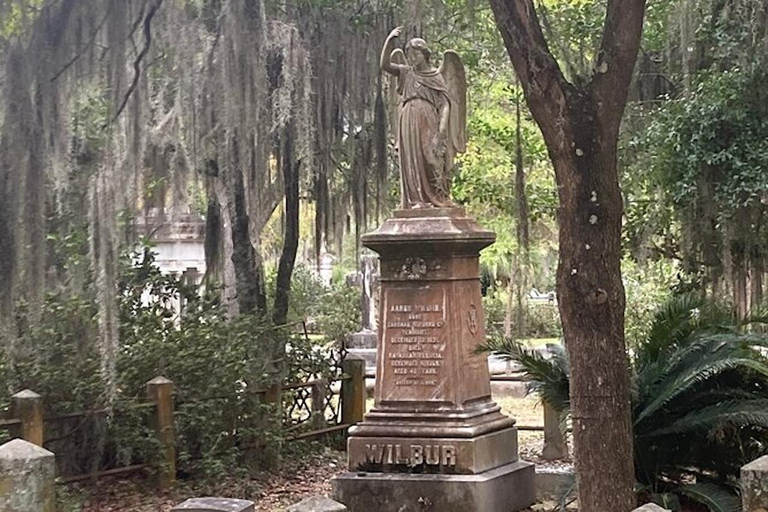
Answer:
[482,293,768,511]
[483,285,561,339]
[1,249,341,479]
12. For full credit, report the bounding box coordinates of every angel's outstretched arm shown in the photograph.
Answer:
[381,26,407,76]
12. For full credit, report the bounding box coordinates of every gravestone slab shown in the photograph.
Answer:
[171,497,255,512]
[742,455,768,511]
[287,495,348,512]
[0,438,55,512]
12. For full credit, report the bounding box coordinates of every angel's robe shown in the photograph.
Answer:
[396,66,455,209]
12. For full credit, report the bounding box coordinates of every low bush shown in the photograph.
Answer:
[0,249,350,479]
[482,294,768,511]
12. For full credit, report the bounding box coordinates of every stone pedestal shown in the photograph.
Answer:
[333,208,535,512]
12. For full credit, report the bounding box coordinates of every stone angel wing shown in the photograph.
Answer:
[438,50,467,155]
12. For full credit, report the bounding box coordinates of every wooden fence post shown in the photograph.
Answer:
[542,401,568,460]
[146,376,175,490]
[11,390,43,447]
[311,379,327,429]
[341,359,365,425]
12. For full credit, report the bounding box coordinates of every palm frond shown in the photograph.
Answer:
[640,293,705,364]
[478,335,570,412]
[677,482,741,512]
[643,399,768,437]
[635,357,768,425]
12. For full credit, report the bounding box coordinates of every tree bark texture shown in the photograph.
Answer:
[228,138,267,316]
[489,1,646,511]
[273,120,301,327]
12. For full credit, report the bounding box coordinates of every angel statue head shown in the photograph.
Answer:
[380,27,467,210]
[405,38,431,66]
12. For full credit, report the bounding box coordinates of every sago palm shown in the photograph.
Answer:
[481,294,768,512]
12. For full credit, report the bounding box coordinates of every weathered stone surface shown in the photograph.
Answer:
[348,427,518,475]
[334,460,535,512]
[333,208,534,512]
[633,504,670,512]
[287,495,348,512]
[535,465,574,500]
[542,402,568,460]
[742,455,768,511]
[0,438,56,512]
[351,209,514,445]
[171,497,255,512]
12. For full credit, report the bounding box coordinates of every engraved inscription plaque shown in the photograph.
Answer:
[379,285,453,404]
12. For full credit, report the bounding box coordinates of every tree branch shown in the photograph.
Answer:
[50,10,110,83]
[108,0,163,126]
[591,0,648,130]
[488,0,571,150]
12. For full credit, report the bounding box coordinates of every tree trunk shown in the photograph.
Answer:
[273,121,301,327]
[228,137,267,317]
[514,90,529,337]
[489,1,645,510]
[552,109,634,512]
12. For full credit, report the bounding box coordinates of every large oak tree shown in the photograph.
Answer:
[488,1,647,510]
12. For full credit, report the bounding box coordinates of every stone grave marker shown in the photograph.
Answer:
[171,497,255,512]
[0,438,56,512]
[742,455,768,511]
[288,495,348,512]
[332,208,535,511]
[344,254,380,375]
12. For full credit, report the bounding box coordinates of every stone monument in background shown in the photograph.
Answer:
[344,254,380,376]
[332,27,535,512]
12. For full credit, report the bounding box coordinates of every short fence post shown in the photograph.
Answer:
[146,376,175,490]
[311,379,327,429]
[11,390,43,447]
[341,359,365,425]
[542,401,568,460]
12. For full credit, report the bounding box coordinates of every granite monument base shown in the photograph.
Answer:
[347,426,519,475]
[333,460,535,512]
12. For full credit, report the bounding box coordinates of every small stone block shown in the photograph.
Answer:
[633,504,670,512]
[287,495,348,512]
[171,497,255,512]
[742,455,768,511]
[0,439,56,512]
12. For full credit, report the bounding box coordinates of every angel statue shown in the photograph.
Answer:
[380,26,467,209]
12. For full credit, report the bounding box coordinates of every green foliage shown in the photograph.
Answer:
[478,336,570,413]
[648,64,768,213]
[482,294,768,510]
[623,259,678,348]
[482,287,562,339]
[2,249,342,478]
